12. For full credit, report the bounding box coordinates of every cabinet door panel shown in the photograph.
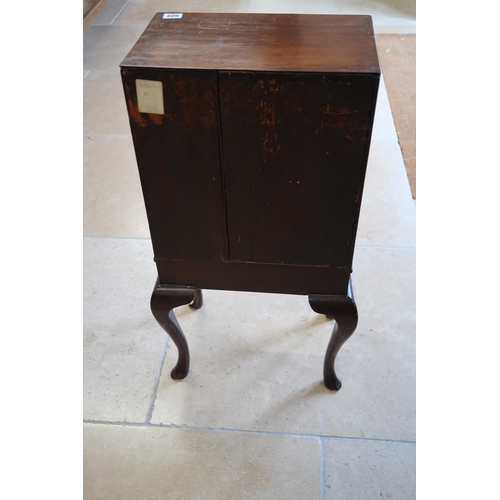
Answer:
[219,72,378,267]
[122,68,228,262]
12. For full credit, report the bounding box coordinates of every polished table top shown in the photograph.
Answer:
[121,12,380,74]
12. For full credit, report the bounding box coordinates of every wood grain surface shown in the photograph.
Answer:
[121,12,380,74]
[121,67,229,262]
[120,13,379,295]
[156,258,351,296]
[219,71,378,267]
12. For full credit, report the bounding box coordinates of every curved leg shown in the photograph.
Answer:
[190,288,203,309]
[150,281,196,380]
[308,278,358,391]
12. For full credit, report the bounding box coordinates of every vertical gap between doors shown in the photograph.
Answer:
[216,70,231,261]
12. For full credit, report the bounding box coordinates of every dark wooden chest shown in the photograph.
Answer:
[120,13,380,390]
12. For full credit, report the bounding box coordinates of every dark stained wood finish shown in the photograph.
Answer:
[309,277,358,390]
[219,71,378,266]
[156,258,350,296]
[190,288,203,309]
[151,281,197,380]
[121,67,228,262]
[121,14,380,390]
[120,13,379,74]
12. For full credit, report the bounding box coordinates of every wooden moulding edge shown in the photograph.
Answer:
[155,258,351,296]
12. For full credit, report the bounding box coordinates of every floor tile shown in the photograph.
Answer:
[327,0,416,34]
[356,140,416,249]
[150,247,415,441]
[83,237,162,422]
[84,24,148,72]
[91,0,130,25]
[83,134,149,238]
[371,75,398,142]
[83,424,321,499]
[324,438,416,499]
[114,0,251,25]
[249,0,330,14]
[83,70,131,135]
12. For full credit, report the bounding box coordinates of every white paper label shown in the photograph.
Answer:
[136,79,164,115]
[163,13,183,19]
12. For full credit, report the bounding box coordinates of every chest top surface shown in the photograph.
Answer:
[120,12,380,74]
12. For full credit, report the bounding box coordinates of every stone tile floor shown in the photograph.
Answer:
[84,1,416,498]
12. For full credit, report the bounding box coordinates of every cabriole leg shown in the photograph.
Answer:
[150,280,197,380]
[308,278,358,391]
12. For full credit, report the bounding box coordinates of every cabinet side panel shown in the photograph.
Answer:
[219,72,377,267]
[121,68,228,262]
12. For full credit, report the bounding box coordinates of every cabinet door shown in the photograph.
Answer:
[219,71,378,267]
[122,68,228,262]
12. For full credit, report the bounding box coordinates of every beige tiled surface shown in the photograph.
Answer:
[83,70,132,135]
[328,0,416,34]
[83,238,159,422]
[83,134,149,238]
[84,424,321,499]
[150,248,415,441]
[83,24,147,72]
[104,0,416,33]
[83,2,416,497]
[324,438,416,498]
[371,75,398,142]
[92,0,130,25]
[249,0,330,15]
[115,0,251,25]
[357,140,416,248]
[84,241,415,439]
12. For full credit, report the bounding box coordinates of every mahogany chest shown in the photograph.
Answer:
[121,13,380,390]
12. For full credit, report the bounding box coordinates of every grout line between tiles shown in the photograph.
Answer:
[110,0,130,25]
[144,334,170,424]
[319,437,326,500]
[82,419,415,445]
